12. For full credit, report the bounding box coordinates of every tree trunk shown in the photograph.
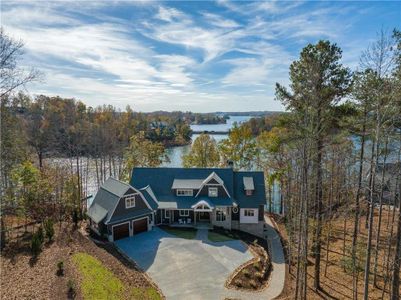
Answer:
[351,108,367,300]
[363,105,380,300]
[313,113,323,291]
[390,179,401,300]
[373,138,388,286]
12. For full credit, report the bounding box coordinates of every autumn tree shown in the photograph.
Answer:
[218,124,256,170]
[276,40,352,292]
[123,132,168,180]
[182,134,220,168]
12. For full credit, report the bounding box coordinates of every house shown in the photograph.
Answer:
[87,167,266,241]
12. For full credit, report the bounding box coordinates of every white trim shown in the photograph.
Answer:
[164,209,170,219]
[125,196,136,209]
[208,187,218,197]
[107,212,152,226]
[240,208,258,224]
[140,185,159,204]
[195,172,231,198]
[136,190,154,210]
[191,200,214,211]
[106,186,154,224]
[111,221,131,242]
[132,216,150,233]
[179,209,190,216]
[176,189,194,196]
[215,207,227,222]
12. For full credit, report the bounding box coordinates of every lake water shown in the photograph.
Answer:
[163,115,252,168]
[50,115,282,213]
[163,115,282,213]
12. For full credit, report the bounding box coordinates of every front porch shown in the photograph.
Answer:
[170,221,213,230]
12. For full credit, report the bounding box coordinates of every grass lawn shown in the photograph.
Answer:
[73,252,161,300]
[159,226,197,239]
[208,230,237,242]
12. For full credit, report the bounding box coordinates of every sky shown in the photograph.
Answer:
[2,0,400,112]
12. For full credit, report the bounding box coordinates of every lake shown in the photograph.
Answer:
[48,115,282,213]
[164,115,282,213]
[163,115,252,167]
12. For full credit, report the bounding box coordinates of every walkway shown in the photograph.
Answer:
[224,215,286,300]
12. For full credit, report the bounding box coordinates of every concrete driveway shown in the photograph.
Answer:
[115,227,253,300]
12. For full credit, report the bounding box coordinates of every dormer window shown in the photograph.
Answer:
[125,195,136,208]
[177,189,193,196]
[208,187,218,197]
[243,177,254,196]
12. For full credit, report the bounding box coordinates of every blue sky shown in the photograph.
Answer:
[2,0,400,112]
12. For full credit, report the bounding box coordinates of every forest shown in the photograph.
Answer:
[1,23,401,300]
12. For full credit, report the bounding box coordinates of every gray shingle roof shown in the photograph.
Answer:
[140,186,159,210]
[102,177,131,197]
[171,179,203,189]
[87,203,108,223]
[88,177,153,224]
[87,184,120,223]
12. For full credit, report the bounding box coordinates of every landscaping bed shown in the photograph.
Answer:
[0,222,163,300]
[214,228,272,291]
[159,225,197,239]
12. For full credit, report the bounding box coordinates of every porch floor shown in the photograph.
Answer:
[170,222,212,230]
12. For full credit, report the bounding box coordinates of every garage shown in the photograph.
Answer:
[113,223,129,241]
[133,218,148,234]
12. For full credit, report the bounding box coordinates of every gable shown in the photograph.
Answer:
[234,172,266,208]
[130,168,235,199]
[207,178,219,184]
[108,191,152,223]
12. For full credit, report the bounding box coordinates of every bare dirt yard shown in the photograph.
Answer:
[272,206,401,300]
[0,222,163,300]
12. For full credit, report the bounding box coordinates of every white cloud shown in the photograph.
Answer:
[202,12,240,28]
[2,0,379,112]
[155,6,187,23]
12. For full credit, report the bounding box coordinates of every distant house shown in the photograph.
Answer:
[87,167,266,241]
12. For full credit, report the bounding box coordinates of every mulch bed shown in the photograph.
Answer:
[214,228,272,291]
[0,222,163,300]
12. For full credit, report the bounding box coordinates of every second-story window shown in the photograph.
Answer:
[125,195,136,209]
[208,187,218,197]
[176,189,193,196]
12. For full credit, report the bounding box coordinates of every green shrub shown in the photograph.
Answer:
[67,279,76,299]
[31,232,42,256]
[57,261,64,276]
[243,269,251,278]
[37,226,44,244]
[44,219,55,242]
[253,261,261,271]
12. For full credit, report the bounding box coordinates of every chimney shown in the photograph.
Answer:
[227,160,234,168]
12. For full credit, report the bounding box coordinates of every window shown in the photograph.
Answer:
[208,187,218,197]
[165,210,170,219]
[179,210,190,217]
[244,209,255,217]
[125,195,136,209]
[176,189,193,196]
[246,190,253,196]
[216,208,226,222]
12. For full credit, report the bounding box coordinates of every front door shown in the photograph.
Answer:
[198,212,210,222]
